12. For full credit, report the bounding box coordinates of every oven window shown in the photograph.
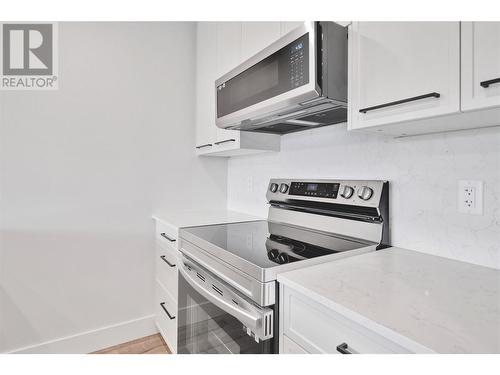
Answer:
[177,271,273,354]
[216,33,309,118]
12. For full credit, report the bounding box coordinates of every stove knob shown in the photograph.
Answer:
[340,185,354,199]
[277,253,289,264]
[357,186,373,201]
[268,249,279,260]
[269,183,278,193]
[279,183,289,194]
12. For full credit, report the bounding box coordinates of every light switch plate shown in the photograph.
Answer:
[458,180,483,215]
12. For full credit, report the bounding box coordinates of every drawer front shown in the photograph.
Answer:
[282,335,309,354]
[156,244,178,301]
[155,220,178,251]
[155,281,177,353]
[282,286,410,354]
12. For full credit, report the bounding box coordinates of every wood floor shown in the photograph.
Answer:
[92,334,171,354]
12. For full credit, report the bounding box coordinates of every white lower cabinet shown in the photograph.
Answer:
[156,243,178,301]
[279,285,412,354]
[155,281,177,353]
[155,220,178,250]
[282,335,309,354]
[152,212,260,353]
[154,219,180,353]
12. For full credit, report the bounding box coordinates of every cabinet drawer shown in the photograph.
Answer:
[282,335,309,354]
[155,281,177,353]
[156,244,178,300]
[155,220,178,250]
[282,286,411,354]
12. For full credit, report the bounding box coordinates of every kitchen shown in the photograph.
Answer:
[0,1,499,374]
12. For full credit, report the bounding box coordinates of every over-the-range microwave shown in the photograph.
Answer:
[215,21,348,135]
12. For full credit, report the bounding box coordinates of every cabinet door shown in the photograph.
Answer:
[281,285,415,354]
[461,22,500,111]
[215,22,241,145]
[281,22,304,35]
[195,22,217,152]
[241,22,281,62]
[155,281,177,353]
[349,22,460,131]
[216,22,242,77]
[282,335,310,354]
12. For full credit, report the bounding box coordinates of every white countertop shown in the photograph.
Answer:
[152,209,264,229]
[277,247,500,353]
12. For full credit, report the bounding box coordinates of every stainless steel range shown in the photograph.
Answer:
[177,179,389,354]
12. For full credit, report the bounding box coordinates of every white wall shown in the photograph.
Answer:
[227,124,500,269]
[0,22,227,353]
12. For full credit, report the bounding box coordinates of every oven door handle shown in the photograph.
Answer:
[178,263,259,327]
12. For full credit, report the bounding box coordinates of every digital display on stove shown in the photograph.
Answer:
[289,182,340,199]
[306,183,318,191]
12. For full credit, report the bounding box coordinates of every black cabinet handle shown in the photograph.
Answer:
[336,342,353,354]
[359,92,441,113]
[196,143,212,149]
[160,302,175,320]
[160,233,176,242]
[480,78,500,88]
[160,255,176,268]
[214,138,236,145]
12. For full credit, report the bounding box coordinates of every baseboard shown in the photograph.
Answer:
[7,314,158,354]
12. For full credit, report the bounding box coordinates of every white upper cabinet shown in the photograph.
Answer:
[241,22,281,62]
[214,22,242,150]
[281,22,304,35]
[461,22,500,111]
[349,22,460,132]
[195,22,218,153]
[195,22,280,157]
[216,22,242,77]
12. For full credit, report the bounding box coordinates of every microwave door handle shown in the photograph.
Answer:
[178,262,259,328]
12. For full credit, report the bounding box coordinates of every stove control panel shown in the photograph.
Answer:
[289,181,340,199]
[267,178,387,208]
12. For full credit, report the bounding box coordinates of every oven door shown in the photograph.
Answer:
[215,22,320,130]
[177,256,275,354]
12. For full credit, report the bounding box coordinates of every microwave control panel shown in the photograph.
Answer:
[289,36,307,88]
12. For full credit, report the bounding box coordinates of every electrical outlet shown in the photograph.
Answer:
[458,180,483,215]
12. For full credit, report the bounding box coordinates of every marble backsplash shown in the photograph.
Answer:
[227,124,500,269]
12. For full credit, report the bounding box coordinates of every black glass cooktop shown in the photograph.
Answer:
[181,220,369,269]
